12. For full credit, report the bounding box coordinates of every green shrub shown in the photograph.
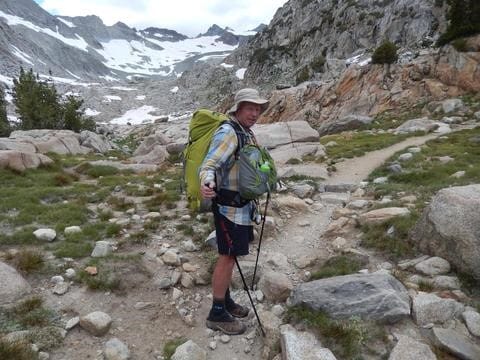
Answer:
[311,255,367,280]
[0,339,38,360]
[372,41,398,64]
[310,55,326,72]
[296,66,310,85]
[14,249,44,274]
[452,38,468,51]
[251,48,269,64]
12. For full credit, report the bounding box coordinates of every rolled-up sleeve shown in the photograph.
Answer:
[199,125,238,185]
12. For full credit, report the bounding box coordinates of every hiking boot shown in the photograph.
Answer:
[226,302,249,318]
[206,311,246,335]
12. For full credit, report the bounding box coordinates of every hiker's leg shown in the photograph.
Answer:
[212,254,235,300]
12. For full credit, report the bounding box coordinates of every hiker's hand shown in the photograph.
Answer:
[201,182,216,199]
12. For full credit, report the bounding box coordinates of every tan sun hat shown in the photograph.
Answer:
[227,88,269,115]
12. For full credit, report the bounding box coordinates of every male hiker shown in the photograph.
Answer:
[199,88,269,335]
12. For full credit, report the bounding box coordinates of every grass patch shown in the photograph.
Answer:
[418,280,435,292]
[0,339,38,360]
[0,296,56,335]
[107,196,135,211]
[366,102,427,130]
[13,249,44,274]
[287,306,384,359]
[368,127,480,204]
[0,227,37,246]
[361,212,418,260]
[144,190,180,211]
[75,163,120,178]
[320,131,421,160]
[163,338,187,360]
[175,223,195,237]
[311,255,367,280]
[76,267,121,291]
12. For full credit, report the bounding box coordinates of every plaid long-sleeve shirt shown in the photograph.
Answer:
[199,119,255,225]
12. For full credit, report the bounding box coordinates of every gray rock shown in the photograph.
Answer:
[290,273,410,323]
[80,311,112,337]
[399,153,413,162]
[154,277,172,289]
[91,241,113,258]
[0,261,31,305]
[88,160,158,173]
[258,270,293,302]
[180,273,195,289]
[474,111,480,120]
[291,183,315,199]
[280,324,337,360]
[432,275,461,290]
[388,335,436,360]
[52,282,69,295]
[451,171,466,178]
[253,121,319,149]
[232,261,262,289]
[346,199,369,210]
[65,317,80,330]
[358,208,410,225]
[398,255,430,270]
[433,327,480,360]
[408,147,422,153]
[317,192,350,205]
[441,98,464,114]
[373,177,388,184]
[388,164,403,173]
[415,257,451,276]
[33,228,57,242]
[104,338,130,360]
[181,239,199,252]
[0,150,54,172]
[394,118,439,134]
[412,293,464,326]
[411,185,480,280]
[131,145,168,165]
[318,114,373,136]
[171,340,206,360]
[162,250,181,266]
[80,131,112,153]
[463,311,480,337]
[64,226,81,235]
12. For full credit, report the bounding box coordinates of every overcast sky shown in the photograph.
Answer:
[34,0,288,37]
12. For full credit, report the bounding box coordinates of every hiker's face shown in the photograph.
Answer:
[236,102,262,128]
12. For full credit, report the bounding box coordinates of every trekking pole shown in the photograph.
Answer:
[234,256,266,337]
[251,192,270,291]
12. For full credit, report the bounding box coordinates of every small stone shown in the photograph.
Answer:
[80,311,112,337]
[415,257,451,276]
[181,273,195,289]
[181,240,199,252]
[244,346,251,353]
[220,335,231,343]
[463,311,480,337]
[373,177,388,184]
[272,305,285,317]
[172,288,183,301]
[33,228,56,242]
[171,270,182,285]
[50,275,64,284]
[91,241,113,258]
[53,282,69,295]
[209,341,217,350]
[399,153,413,161]
[134,302,155,310]
[181,215,191,221]
[451,171,466,178]
[155,277,172,289]
[182,263,197,272]
[104,338,130,360]
[255,290,264,302]
[38,352,50,360]
[162,250,181,266]
[65,317,80,330]
[408,147,422,153]
[64,226,81,235]
[65,268,76,279]
[84,266,98,275]
[298,220,310,227]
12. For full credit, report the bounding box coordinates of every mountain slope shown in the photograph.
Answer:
[0,0,255,82]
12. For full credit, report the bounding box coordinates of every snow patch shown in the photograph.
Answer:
[64,91,80,97]
[221,63,234,69]
[170,86,179,94]
[135,95,146,100]
[7,115,19,123]
[11,46,33,65]
[38,74,99,87]
[99,75,119,82]
[5,91,13,103]
[109,86,137,91]
[346,53,371,67]
[102,95,122,102]
[85,108,101,116]
[0,11,89,52]
[0,74,14,86]
[110,105,157,125]
[236,68,246,80]
[66,70,81,80]
[57,17,76,28]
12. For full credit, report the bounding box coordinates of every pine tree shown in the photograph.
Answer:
[438,0,480,45]
[0,86,10,137]
[62,95,84,132]
[13,68,61,130]
[372,41,398,64]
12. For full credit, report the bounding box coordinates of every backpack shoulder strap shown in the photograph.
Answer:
[223,120,248,159]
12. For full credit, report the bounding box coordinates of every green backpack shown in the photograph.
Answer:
[183,109,277,210]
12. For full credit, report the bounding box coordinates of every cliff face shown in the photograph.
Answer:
[256,35,480,129]
[228,0,447,88]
